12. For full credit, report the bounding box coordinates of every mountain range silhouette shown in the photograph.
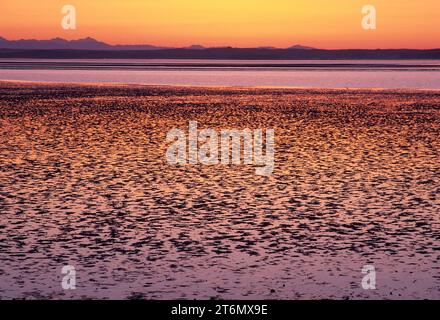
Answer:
[0,36,315,51]
[1,37,439,60]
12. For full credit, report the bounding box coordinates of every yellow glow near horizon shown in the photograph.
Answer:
[0,0,439,49]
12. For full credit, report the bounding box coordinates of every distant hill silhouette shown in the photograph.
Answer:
[0,36,316,51]
[288,44,316,50]
[0,37,169,50]
[185,45,206,50]
[0,37,439,60]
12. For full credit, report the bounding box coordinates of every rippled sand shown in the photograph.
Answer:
[0,82,439,300]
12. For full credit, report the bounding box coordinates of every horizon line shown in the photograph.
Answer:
[1,36,439,51]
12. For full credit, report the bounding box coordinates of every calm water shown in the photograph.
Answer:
[1,59,440,89]
[0,83,439,299]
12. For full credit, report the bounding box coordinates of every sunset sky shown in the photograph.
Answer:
[0,0,439,49]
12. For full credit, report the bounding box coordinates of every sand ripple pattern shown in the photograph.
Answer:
[0,83,439,299]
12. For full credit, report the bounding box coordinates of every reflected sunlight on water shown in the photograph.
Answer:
[0,83,439,299]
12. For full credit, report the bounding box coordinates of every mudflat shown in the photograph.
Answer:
[0,82,439,299]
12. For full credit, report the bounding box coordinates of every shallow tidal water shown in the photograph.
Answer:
[1,59,440,89]
[0,82,439,299]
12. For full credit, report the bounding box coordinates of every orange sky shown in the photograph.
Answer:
[0,0,439,49]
